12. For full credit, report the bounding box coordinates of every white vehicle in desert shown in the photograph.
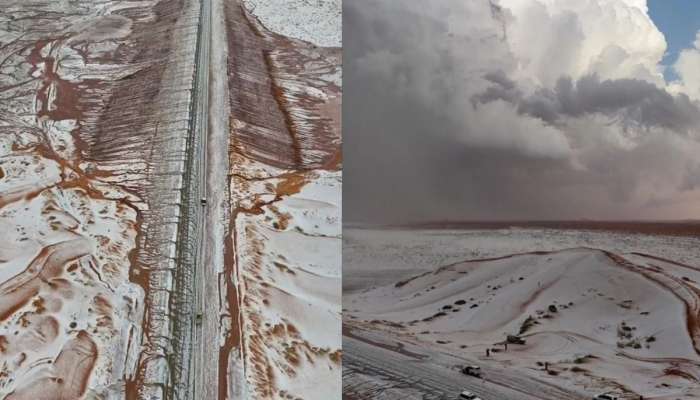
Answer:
[459,390,482,400]
[593,394,618,400]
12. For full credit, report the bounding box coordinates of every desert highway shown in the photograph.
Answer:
[343,331,587,400]
[189,0,246,397]
[190,0,212,397]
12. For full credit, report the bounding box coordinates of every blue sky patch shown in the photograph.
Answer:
[648,0,700,81]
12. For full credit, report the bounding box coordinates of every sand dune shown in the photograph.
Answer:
[0,1,189,396]
[346,244,700,399]
[6,331,98,400]
[222,1,341,398]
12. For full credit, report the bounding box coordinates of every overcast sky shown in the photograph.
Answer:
[344,0,700,224]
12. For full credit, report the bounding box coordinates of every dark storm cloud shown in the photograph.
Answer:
[471,71,522,104]
[344,0,700,224]
[475,73,700,135]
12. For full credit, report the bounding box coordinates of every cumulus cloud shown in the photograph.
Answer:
[670,31,700,100]
[500,0,667,85]
[344,0,700,223]
[475,73,700,135]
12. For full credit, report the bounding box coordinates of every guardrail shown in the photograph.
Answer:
[166,0,208,398]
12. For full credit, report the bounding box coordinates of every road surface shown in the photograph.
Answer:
[343,329,588,400]
[190,0,246,398]
[189,0,212,397]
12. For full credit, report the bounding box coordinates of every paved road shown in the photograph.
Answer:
[343,331,588,400]
[189,0,246,398]
[189,0,214,397]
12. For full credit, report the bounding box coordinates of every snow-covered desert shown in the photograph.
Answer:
[0,0,341,399]
[344,225,700,399]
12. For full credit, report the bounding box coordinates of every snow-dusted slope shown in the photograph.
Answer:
[344,227,700,290]
[220,1,342,398]
[230,168,341,400]
[0,0,202,398]
[345,229,700,399]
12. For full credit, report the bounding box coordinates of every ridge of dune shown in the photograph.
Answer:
[346,246,700,398]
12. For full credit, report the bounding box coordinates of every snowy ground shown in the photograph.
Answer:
[222,1,342,398]
[242,0,341,47]
[232,167,342,400]
[0,0,201,398]
[344,227,699,290]
[344,227,700,399]
[1,0,341,398]
[0,2,150,397]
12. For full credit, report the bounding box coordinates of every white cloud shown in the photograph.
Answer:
[500,0,667,86]
[671,31,700,100]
